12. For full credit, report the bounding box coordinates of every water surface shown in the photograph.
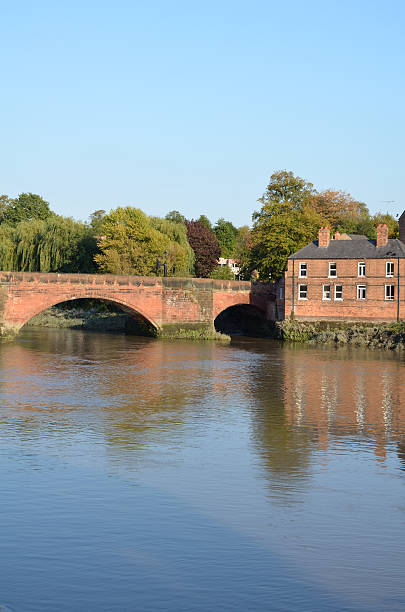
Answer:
[0,329,404,611]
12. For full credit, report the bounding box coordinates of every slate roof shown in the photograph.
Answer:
[289,238,405,260]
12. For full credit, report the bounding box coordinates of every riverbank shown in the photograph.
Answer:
[275,320,405,350]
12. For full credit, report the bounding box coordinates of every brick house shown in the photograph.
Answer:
[279,213,405,322]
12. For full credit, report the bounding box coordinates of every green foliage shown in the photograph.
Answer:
[1,193,53,225]
[210,264,235,280]
[89,210,106,235]
[277,320,405,350]
[213,218,238,257]
[165,210,186,224]
[336,211,399,239]
[0,224,17,270]
[233,225,252,280]
[254,170,315,215]
[95,207,190,276]
[370,212,399,238]
[149,216,194,275]
[0,215,97,272]
[197,215,212,231]
[251,171,326,279]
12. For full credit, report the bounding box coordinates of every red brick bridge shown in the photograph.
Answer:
[0,272,276,337]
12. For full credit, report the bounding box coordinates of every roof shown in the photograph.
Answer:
[289,238,405,260]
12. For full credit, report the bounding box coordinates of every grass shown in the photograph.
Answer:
[158,328,231,342]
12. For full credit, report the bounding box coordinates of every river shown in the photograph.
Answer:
[0,328,404,611]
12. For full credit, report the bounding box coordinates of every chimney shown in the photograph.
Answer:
[399,211,405,244]
[376,223,388,247]
[334,231,341,240]
[318,226,330,247]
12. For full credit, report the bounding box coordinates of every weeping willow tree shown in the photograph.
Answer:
[149,216,194,275]
[39,216,97,272]
[0,224,17,270]
[0,216,97,273]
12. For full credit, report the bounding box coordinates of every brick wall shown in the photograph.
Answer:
[0,273,257,334]
[282,258,405,321]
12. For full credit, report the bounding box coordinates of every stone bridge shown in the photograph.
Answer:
[0,272,276,337]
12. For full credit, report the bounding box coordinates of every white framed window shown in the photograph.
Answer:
[298,284,308,300]
[386,262,394,277]
[385,285,395,300]
[279,287,284,300]
[299,262,307,278]
[334,285,343,300]
[357,285,366,300]
[329,262,337,277]
[358,262,366,277]
[322,285,331,300]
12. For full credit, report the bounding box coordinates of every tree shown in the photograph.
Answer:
[234,225,252,280]
[94,207,190,276]
[2,193,53,225]
[371,212,399,238]
[89,210,106,235]
[210,264,235,280]
[311,190,368,229]
[165,210,186,224]
[251,171,326,279]
[250,203,325,279]
[149,216,194,275]
[197,215,212,231]
[185,220,220,278]
[254,170,315,214]
[0,215,97,273]
[213,218,238,257]
[0,195,10,222]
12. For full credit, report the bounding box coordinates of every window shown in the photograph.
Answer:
[358,262,366,277]
[279,287,284,300]
[386,262,394,277]
[299,262,307,277]
[357,285,366,300]
[385,285,395,300]
[323,285,331,300]
[329,262,337,277]
[334,285,343,300]
[298,284,307,300]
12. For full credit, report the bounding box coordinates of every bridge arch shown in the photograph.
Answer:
[214,303,270,337]
[17,294,160,335]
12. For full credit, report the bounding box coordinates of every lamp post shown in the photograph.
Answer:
[163,251,167,277]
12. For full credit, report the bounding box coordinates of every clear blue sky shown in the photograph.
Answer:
[1,0,404,226]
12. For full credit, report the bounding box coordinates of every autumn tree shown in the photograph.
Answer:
[185,220,220,278]
[311,190,368,229]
